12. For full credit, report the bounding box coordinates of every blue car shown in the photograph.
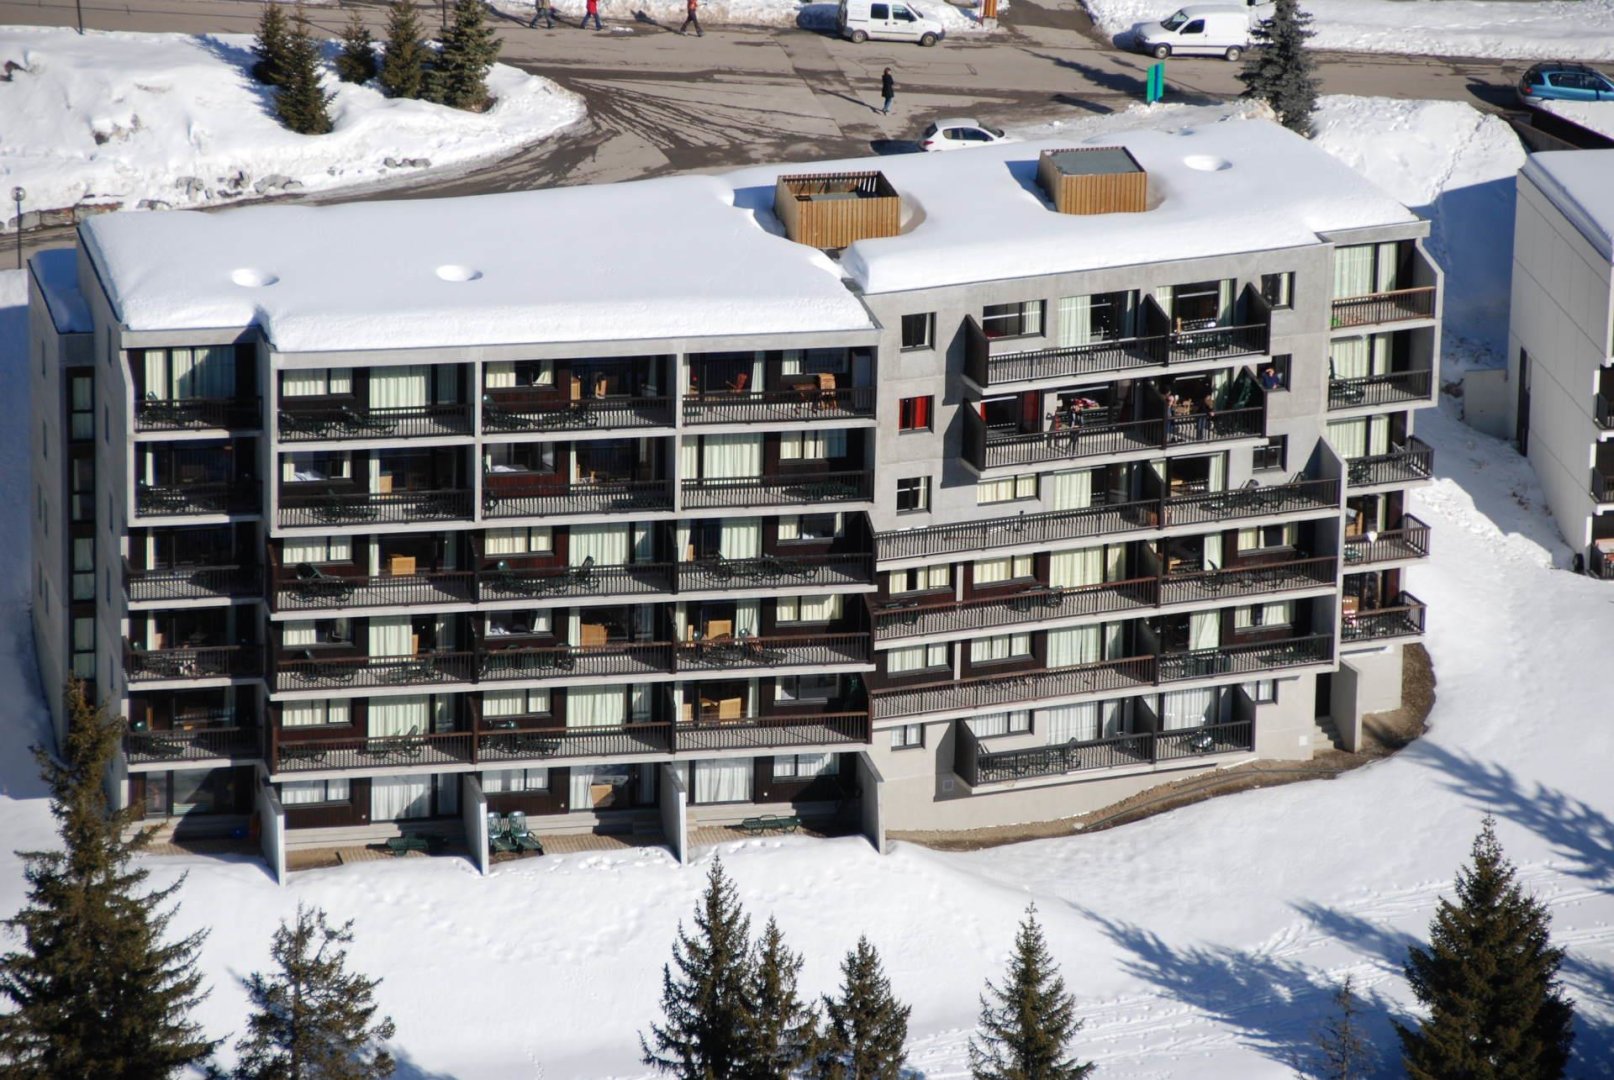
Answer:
[1517,63,1614,108]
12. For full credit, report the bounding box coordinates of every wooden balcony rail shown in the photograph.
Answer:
[1157,634,1333,683]
[272,650,478,691]
[277,403,473,442]
[126,644,263,682]
[965,405,1264,470]
[682,386,876,425]
[1159,556,1338,608]
[675,553,874,592]
[478,722,675,762]
[1345,437,1435,488]
[875,578,1156,639]
[481,395,674,434]
[673,711,870,751]
[477,642,674,681]
[279,488,473,528]
[1342,592,1426,642]
[675,632,870,671]
[272,731,475,773]
[680,471,874,509]
[477,561,675,602]
[136,481,260,517]
[125,726,260,763]
[1327,369,1434,411]
[135,397,262,433]
[481,478,673,518]
[1330,286,1437,329]
[274,570,477,612]
[872,655,1156,720]
[955,718,1255,786]
[125,561,261,602]
[1343,516,1431,565]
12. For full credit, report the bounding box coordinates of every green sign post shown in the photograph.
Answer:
[1145,62,1165,103]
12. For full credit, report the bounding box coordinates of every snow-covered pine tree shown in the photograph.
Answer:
[335,10,379,85]
[234,904,397,1080]
[379,0,430,100]
[0,680,219,1078]
[639,857,759,1080]
[1395,816,1576,1079]
[1302,974,1378,1080]
[969,904,1094,1080]
[275,2,334,135]
[431,0,501,110]
[810,936,910,1080]
[253,1,294,86]
[748,917,819,1077]
[1237,0,1320,137]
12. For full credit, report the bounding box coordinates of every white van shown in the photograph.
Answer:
[1131,5,1251,61]
[838,0,947,46]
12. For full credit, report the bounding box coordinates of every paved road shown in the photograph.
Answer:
[2,0,1529,262]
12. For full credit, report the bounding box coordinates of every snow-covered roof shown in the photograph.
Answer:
[1537,100,1614,142]
[1523,150,1614,262]
[80,118,1421,353]
[32,248,92,334]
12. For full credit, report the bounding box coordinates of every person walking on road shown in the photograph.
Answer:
[680,0,703,35]
[580,0,602,30]
[531,0,554,28]
[880,67,895,114]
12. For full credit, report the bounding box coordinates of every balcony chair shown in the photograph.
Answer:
[488,812,518,854]
[507,811,545,854]
[381,654,443,684]
[294,648,356,684]
[486,560,567,598]
[278,409,337,438]
[1328,360,1367,406]
[726,372,750,394]
[365,724,424,760]
[313,488,379,524]
[293,562,355,603]
[570,555,599,592]
[335,406,398,437]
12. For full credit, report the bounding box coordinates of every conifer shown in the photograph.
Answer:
[969,904,1093,1080]
[0,680,218,1078]
[1237,0,1321,137]
[811,936,910,1080]
[748,917,818,1077]
[253,1,294,86]
[378,0,430,100]
[335,10,379,85]
[432,0,501,110]
[1303,975,1378,1080]
[275,2,334,135]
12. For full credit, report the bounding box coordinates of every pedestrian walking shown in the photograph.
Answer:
[680,0,703,35]
[880,67,895,114]
[580,0,602,30]
[531,0,554,27]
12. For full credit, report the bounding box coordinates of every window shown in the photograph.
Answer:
[780,430,848,460]
[887,565,950,594]
[71,537,95,601]
[777,674,838,703]
[898,396,933,431]
[1253,436,1287,473]
[282,700,351,727]
[871,2,888,15]
[283,618,352,646]
[886,642,948,674]
[778,513,843,542]
[1261,354,1291,392]
[281,368,354,397]
[776,594,843,623]
[70,457,94,522]
[900,313,935,351]
[890,724,924,750]
[970,633,1032,664]
[896,476,929,514]
[1235,600,1294,629]
[280,778,352,805]
[1260,272,1294,309]
[772,752,839,779]
[483,688,552,717]
[976,474,1037,504]
[1243,680,1278,704]
[484,526,553,556]
[1238,522,1298,551]
[974,554,1033,585]
[283,536,352,564]
[1181,17,1203,32]
[281,451,352,484]
[968,711,1032,737]
[481,768,550,793]
[71,616,95,679]
[981,300,1045,339]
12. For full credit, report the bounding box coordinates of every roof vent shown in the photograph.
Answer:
[1037,147,1147,216]
[774,170,901,249]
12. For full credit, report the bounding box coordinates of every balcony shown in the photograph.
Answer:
[875,579,1156,640]
[125,643,263,683]
[271,731,475,773]
[872,656,1155,720]
[277,403,473,442]
[673,711,870,751]
[1330,286,1437,329]
[125,724,260,764]
[964,404,1264,471]
[675,632,870,672]
[478,561,674,603]
[481,478,673,518]
[1327,369,1435,411]
[1157,633,1333,682]
[1342,592,1426,643]
[477,642,674,682]
[136,397,262,433]
[955,718,1253,786]
[272,650,478,692]
[475,712,870,764]
[136,481,260,518]
[682,386,876,426]
[278,488,473,528]
[478,721,675,762]
[1159,556,1337,608]
[681,471,873,510]
[1345,437,1434,489]
[481,393,673,435]
[1343,516,1431,566]
[274,569,477,612]
[1597,395,1614,431]
[126,561,261,604]
[675,553,874,593]
[1595,469,1614,504]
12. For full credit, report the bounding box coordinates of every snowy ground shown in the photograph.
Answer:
[0,26,585,229]
[482,0,994,34]
[3,97,1611,1076]
[1089,0,1614,63]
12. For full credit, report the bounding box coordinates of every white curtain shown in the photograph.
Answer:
[1155,285,1173,319]
[781,431,846,460]
[369,695,428,738]
[369,367,428,409]
[1057,296,1092,348]
[1189,611,1219,651]
[368,458,384,495]
[1375,242,1399,292]
[1203,534,1223,571]
[1369,416,1389,454]
[1334,245,1375,299]
[1332,337,1370,380]
[721,519,762,559]
[703,435,762,479]
[282,621,318,648]
[1236,601,1294,629]
[886,644,944,674]
[780,350,803,376]
[971,633,1030,663]
[177,346,236,398]
[281,779,349,805]
[568,687,626,729]
[569,767,594,810]
[571,524,629,567]
[1161,688,1217,730]
[680,438,700,481]
[1050,548,1102,588]
[1105,545,1126,582]
[434,615,456,650]
[368,540,382,578]
[1217,280,1234,325]
[1100,699,1125,737]
[283,700,349,727]
[371,775,431,820]
[484,362,517,389]
[1048,469,1092,511]
[736,600,760,637]
[145,352,167,400]
[632,685,652,722]
[1047,626,1100,667]
[1042,702,1098,744]
[633,524,654,561]
[282,368,350,396]
[369,615,413,658]
[1370,333,1391,375]
[483,690,525,718]
[695,760,752,804]
[1105,621,1126,660]
[1327,420,1366,460]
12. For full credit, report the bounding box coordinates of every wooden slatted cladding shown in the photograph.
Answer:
[1037,147,1148,216]
[774,170,902,249]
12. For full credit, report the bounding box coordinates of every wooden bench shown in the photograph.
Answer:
[739,814,801,835]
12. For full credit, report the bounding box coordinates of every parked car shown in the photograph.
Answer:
[919,118,1010,151]
[1517,63,1614,108]
[837,0,946,46]
[1130,4,1251,60]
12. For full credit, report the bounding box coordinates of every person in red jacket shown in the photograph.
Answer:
[680,0,703,35]
[580,0,602,30]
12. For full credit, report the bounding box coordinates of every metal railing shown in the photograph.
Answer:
[477,562,675,602]
[681,471,873,509]
[1155,719,1256,763]
[477,643,675,681]
[674,711,870,751]
[1327,369,1434,410]
[272,731,475,773]
[278,488,473,528]
[1161,479,1340,529]
[1342,593,1426,642]
[676,553,874,592]
[482,479,673,518]
[1159,556,1337,607]
[962,316,1269,388]
[125,562,260,602]
[136,482,260,517]
[872,656,1156,720]
[477,722,675,762]
[1597,395,1614,431]
[481,395,674,434]
[278,403,473,441]
[126,644,263,682]
[272,651,478,691]
[955,722,1253,786]
[274,570,477,611]
[135,397,262,433]
[875,579,1156,639]
[675,632,870,671]
[1330,286,1437,328]
[1157,634,1333,682]
[125,726,260,763]
[1345,437,1435,488]
[1166,322,1271,364]
[966,406,1264,470]
[1594,469,1614,504]
[1343,516,1431,565]
[682,386,876,425]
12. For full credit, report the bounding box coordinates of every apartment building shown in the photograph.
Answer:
[28,119,1439,876]
[1503,150,1614,573]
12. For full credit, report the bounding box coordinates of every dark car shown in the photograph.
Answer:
[1517,62,1614,108]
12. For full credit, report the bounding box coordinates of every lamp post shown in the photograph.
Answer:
[10,187,23,271]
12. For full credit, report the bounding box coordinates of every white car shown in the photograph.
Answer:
[920,119,1010,152]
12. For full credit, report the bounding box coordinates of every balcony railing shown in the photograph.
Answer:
[1330,286,1437,329]
[875,579,1156,640]
[1343,516,1431,566]
[278,488,473,528]
[1345,437,1434,488]
[125,726,260,763]
[477,561,675,602]
[955,718,1253,786]
[962,316,1270,389]
[126,644,263,682]
[674,711,870,751]
[1157,634,1333,683]
[125,562,261,603]
[274,570,477,612]
[135,397,262,433]
[675,553,874,592]
[1159,556,1338,608]
[1597,395,1614,431]
[272,731,476,773]
[478,722,675,762]
[966,406,1264,470]
[272,651,478,691]
[481,479,672,518]
[1594,469,1614,504]
[136,481,260,517]
[1327,369,1434,411]
[1166,322,1271,364]
[872,656,1155,720]
[477,643,675,681]
[1342,593,1426,642]
[675,632,870,671]
[682,387,876,425]
[277,403,473,442]
[681,471,873,509]
[481,395,674,434]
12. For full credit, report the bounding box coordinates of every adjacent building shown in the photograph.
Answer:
[28,119,1440,876]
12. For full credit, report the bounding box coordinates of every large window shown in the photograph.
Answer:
[484,526,553,556]
[976,474,1037,505]
[1253,436,1287,473]
[71,537,94,601]
[981,300,1045,339]
[778,513,843,542]
[481,768,550,793]
[780,430,848,461]
[1260,272,1294,309]
[280,778,351,805]
[898,396,933,431]
[968,711,1032,737]
[777,673,839,703]
[776,594,842,623]
[69,374,94,440]
[1057,290,1135,347]
[896,476,929,514]
[71,616,95,679]
[890,724,924,750]
[974,554,1033,585]
[888,565,950,594]
[281,367,353,397]
[1235,600,1294,630]
[282,700,351,727]
[886,643,949,674]
[900,313,935,351]
[1333,242,1402,299]
[773,752,839,779]
[283,536,352,564]
[969,633,1032,664]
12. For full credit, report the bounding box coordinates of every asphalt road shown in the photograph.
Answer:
[2,0,1532,262]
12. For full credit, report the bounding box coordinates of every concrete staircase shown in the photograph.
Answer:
[1310,715,1344,752]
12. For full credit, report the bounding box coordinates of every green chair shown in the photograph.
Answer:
[507,811,545,854]
[487,812,517,854]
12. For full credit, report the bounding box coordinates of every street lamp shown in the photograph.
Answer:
[10,187,23,271]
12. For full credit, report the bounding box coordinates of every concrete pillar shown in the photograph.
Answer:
[855,751,886,855]
[659,762,689,864]
[255,774,287,885]
[462,774,489,875]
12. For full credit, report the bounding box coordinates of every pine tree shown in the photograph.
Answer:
[276,2,334,135]
[253,1,294,86]
[811,937,910,1080]
[0,680,219,1078]
[969,904,1093,1080]
[1395,816,1575,1079]
[748,917,818,1078]
[234,904,397,1080]
[334,10,379,85]
[640,857,759,1080]
[1237,0,1320,138]
[431,0,501,110]
[378,0,430,100]
[1301,975,1378,1080]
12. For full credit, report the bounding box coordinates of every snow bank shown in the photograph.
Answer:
[0,26,585,229]
[1089,0,1614,62]
[486,0,993,32]
[1538,99,1614,143]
